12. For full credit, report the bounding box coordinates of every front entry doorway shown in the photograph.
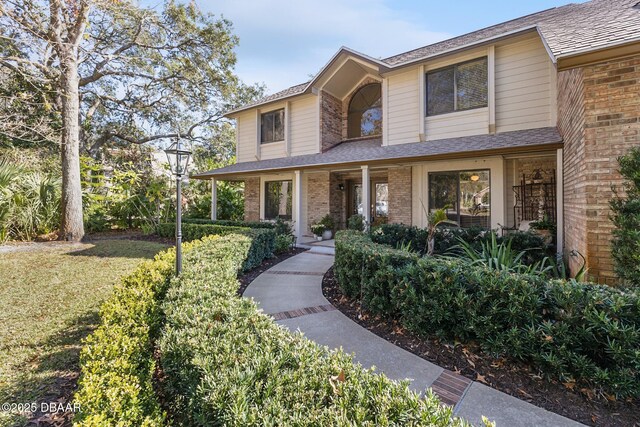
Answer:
[348,179,388,226]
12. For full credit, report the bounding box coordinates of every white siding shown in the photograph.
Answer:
[495,35,554,132]
[387,69,420,145]
[425,107,488,140]
[260,141,286,159]
[236,111,256,163]
[290,95,318,156]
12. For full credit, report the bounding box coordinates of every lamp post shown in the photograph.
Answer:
[164,137,191,275]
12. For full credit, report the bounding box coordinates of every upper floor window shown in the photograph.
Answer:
[348,83,382,138]
[261,108,285,143]
[426,57,488,116]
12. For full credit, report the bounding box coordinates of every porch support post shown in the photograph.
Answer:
[361,165,371,228]
[293,170,303,242]
[210,178,217,221]
[556,148,564,257]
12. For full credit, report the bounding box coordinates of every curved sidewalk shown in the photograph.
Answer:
[244,250,584,427]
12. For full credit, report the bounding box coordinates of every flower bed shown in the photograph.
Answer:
[335,230,640,399]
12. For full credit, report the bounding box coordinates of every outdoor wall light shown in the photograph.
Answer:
[164,136,192,275]
[338,183,345,191]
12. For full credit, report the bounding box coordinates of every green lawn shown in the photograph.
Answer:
[0,240,168,427]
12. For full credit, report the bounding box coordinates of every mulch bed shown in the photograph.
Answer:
[238,247,306,296]
[322,267,640,427]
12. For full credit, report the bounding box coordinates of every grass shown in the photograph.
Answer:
[0,240,168,427]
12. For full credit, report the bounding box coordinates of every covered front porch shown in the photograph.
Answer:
[205,148,563,253]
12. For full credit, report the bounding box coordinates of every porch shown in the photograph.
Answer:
[206,149,563,253]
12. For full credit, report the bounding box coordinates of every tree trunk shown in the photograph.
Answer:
[59,55,85,241]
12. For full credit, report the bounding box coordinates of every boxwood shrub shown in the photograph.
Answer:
[159,233,470,426]
[335,231,640,398]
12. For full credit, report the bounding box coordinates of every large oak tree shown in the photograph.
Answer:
[0,0,262,240]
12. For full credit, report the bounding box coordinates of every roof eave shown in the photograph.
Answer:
[192,140,563,180]
[384,25,546,70]
[556,37,640,70]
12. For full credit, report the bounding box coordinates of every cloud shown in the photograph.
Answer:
[200,0,451,93]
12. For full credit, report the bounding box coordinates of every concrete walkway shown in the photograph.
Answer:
[244,250,584,427]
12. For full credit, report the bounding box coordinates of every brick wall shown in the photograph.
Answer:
[329,172,347,229]
[558,67,587,276]
[558,54,640,283]
[243,177,260,222]
[320,91,342,152]
[342,77,382,140]
[307,172,330,233]
[582,54,640,284]
[388,167,412,225]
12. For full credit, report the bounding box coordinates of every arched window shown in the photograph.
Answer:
[347,83,382,138]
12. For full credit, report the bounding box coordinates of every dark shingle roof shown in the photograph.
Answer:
[231,82,309,114]
[385,0,640,65]
[230,0,640,114]
[193,127,562,179]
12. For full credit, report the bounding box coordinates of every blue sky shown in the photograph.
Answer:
[196,0,588,94]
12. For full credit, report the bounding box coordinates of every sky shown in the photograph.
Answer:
[196,0,588,95]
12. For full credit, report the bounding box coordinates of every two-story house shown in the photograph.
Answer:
[194,0,640,284]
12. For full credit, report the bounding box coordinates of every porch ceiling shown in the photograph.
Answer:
[192,127,562,181]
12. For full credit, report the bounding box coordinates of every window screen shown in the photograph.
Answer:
[426,57,488,116]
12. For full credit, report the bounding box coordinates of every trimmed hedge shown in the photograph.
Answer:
[159,234,470,426]
[73,231,275,426]
[76,229,469,426]
[156,223,275,270]
[73,245,176,426]
[335,231,640,398]
[182,218,276,229]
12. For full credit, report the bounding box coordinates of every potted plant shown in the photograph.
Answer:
[310,223,326,241]
[530,214,556,244]
[319,214,335,240]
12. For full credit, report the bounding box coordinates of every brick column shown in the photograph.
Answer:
[388,166,412,225]
[244,177,260,222]
[306,172,330,233]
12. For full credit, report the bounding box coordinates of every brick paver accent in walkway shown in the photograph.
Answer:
[269,304,336,321]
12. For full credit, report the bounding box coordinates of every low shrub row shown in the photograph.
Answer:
[156,223,275,270]
[73,245,176,426]
[73,229,277,426]
[158,233,470,426]
[335,231,640,398]
[182,218,276,229]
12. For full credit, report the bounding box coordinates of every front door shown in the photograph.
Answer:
[348,180,388,225]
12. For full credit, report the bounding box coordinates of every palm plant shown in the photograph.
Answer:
[420,200,457,256]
